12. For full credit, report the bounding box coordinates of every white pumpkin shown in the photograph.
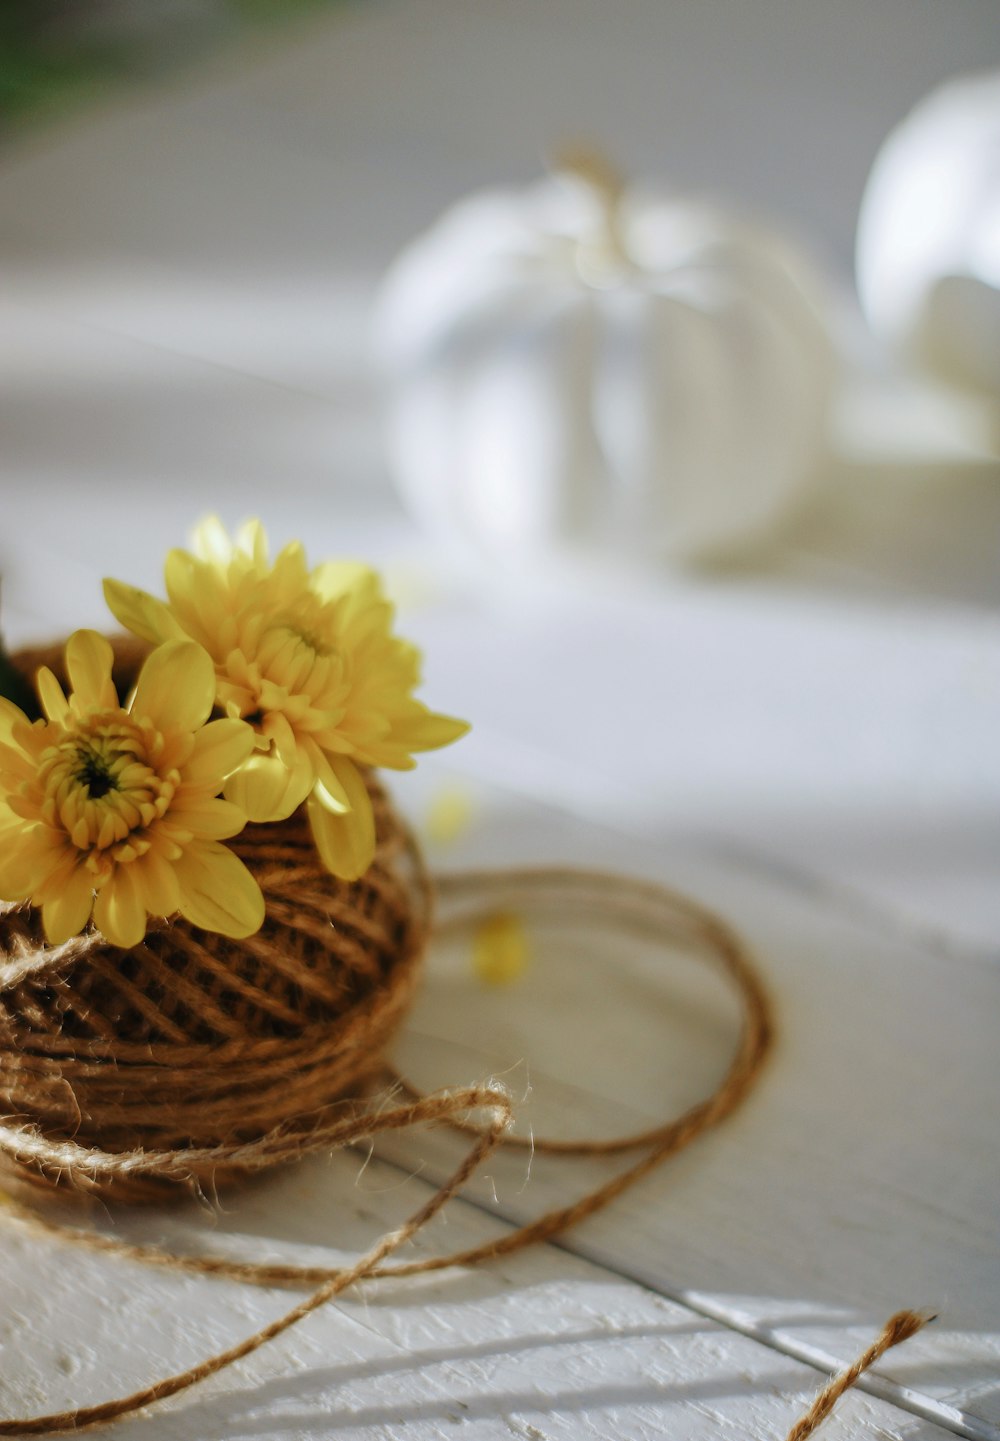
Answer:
[373,160,835,565]
[856,69,1000,399]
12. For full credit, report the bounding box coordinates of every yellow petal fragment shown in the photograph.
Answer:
[223,746,314,822]
[65,630,117,712]
[472,912,530,987]
[130,640,216,734]
[102,578,185,644]
[307,760,376,881]
[425,782,475,846]
[173,842,265,937]
[185,719,256,785]
[36,667,69,724]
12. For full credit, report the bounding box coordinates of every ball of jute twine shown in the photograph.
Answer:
[0,644,930,1437]
[0,639,429,1203]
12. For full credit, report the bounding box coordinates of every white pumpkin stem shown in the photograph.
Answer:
[552,144,630,276]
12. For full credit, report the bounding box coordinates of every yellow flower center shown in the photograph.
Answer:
[73,745,117,799]
[37,713,179,866]
[219,600,350,741]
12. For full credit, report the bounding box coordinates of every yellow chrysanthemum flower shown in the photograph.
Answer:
[0,630,263,949]
[104,518,469,880]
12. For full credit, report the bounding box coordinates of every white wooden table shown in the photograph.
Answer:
[2,6,999,1437]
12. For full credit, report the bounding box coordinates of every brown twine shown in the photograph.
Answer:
[0,640,930,1436]
[785,1310,933,1440]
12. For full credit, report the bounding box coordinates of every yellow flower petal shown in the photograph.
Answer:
[29,846,85,904]
[93,867,147,949]
[223,746,314,822]
[307,742,351,813]
[185,719,256,785]
[0,827,38,901]
[102,578,184,644]
[36,667,70,724]
[271,540,309,591]
[163,550,231,654]
[235,518,268,568]
[353,706,470,769]
[311,560,382,606]
[307,761,376,881]
[130,640,216,733]
[472,911,530,987]
[192,514,236,565]
[398,708,470,753]
[168,795,247,841]
[262,709,298,767]
[0,826,24,880]
[40,868,95,945]
[65,630,117,712]
[0,697,27,746]
[127,847,181,919]
[172,842,265,937]
[0,739,35,788]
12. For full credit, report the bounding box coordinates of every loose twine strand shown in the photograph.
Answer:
[0,867,930,1438]
[785,1310,934,1441]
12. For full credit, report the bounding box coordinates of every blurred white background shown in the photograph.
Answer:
[1,1,999,572]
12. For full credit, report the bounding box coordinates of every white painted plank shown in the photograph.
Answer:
[398,580,1000,956]
[365,765,1000,1436]
[0,1148,961,1440]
